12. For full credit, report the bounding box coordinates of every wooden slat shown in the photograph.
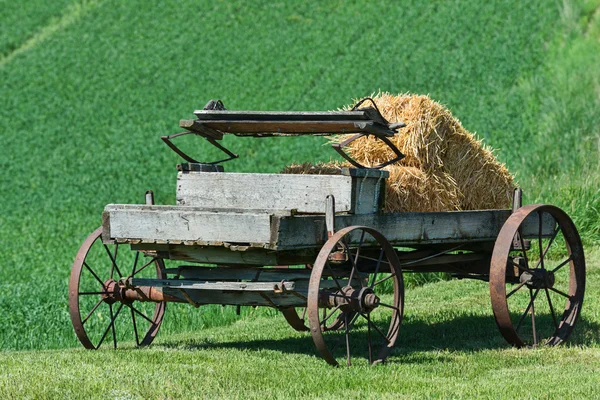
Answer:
[193,110,373,121]
[132,278,296,292]
[132,243,319,265]
[272,210,555,250]
[162,288,306,307]
[184,120,395,136]
[176,172,354,213]
[104,205,274,244]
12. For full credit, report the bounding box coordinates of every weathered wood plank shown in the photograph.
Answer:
[132,243,319,265]
[164,266,313,281]
[193,110,373,122]
[132,278,296,292]
[184,120,395,136]
[273,210,555,249]
[104,205,274,244]
[162,288,306,307]
[176,172,354,213]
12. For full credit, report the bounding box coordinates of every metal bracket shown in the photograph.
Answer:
[512,187,523,213]
[331,133,405,169]
[511,187,530,251]
[161,99,239,164]
[145,190,154,205]
[331,97,406,169]
[325,195,336,239]
[160,131,238,165]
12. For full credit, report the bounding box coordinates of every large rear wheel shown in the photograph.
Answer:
[490,205,585,347]
[307,226,404,366]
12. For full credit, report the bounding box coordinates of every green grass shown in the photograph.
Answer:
[0,0,599,391]
[0,0,80,59]
[1,249,599,399]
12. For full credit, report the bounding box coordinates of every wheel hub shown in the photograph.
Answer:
[520,269,555,289]
[102,279,132,304]
[320,286,380,313]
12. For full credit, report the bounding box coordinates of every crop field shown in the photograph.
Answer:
[1,0,600,398]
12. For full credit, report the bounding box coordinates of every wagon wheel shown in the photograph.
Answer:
[281,265,353,332]
[490,204,585,347]
[307,226,404,366]
[69,227,166,349]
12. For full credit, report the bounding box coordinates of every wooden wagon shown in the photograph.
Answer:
[69,101,585,366]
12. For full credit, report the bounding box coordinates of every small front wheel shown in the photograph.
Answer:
[68,227,166,349]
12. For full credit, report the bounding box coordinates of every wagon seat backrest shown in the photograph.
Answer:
[175,167,389,215]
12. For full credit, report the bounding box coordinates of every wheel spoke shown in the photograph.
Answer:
[131,307,140,346]
[132,257,156,277]
[360,313,390,344]
[378,302,400,312]
[544,288,559,330]
[537,211,545,270]
[83,262,107,289]
[81,298,105,325]
[508,259,532,274]
[515,288,539,334]
[320,305,342,326]
[104,244,123,279]
[369,248,385,289]
[348,231,366,287]
[548,287,570,299]
[131,251,140,277]
[535,225,560,269]
[109,303,117,349]
[325,261,351,302]
[357,254,390,266]
[506,281,527,299]
[129,304,155,325]
[95,303,124,349]
[551,256,573,274]
[373,273,395,287]
[530,288,537,346]
[345,313,351,367]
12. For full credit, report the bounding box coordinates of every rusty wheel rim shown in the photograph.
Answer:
[307,226,404,366]
[490,205,585,347]
[68,227,166,349]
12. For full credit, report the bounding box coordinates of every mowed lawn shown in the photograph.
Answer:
[1,248,599,399]
[1,0,600,398]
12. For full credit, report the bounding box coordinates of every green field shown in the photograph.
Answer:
[1,0,600,397]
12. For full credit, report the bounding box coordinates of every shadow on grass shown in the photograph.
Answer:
[159,314,600,362]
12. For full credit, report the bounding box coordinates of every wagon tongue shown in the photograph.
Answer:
[161,98,406,169]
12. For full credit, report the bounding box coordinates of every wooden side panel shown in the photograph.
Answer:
[273,210,555,249]
[104,205,273,244]
[176,172,354,213]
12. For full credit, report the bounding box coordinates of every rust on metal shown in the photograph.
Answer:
[489,204,585,347]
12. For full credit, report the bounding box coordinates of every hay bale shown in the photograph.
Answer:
[334,92,515,210]
[280,161,345,175]
[384,166,461,212]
